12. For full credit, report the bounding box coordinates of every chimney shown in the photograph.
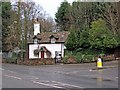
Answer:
[33,18,40,35]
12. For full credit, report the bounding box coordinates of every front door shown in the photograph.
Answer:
[41,51,44,58]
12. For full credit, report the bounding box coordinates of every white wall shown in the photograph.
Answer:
[34,23,40,35]
[29,44,64,59]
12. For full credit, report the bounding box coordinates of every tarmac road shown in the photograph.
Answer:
[1,61,119,89]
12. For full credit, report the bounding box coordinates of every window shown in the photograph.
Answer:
[49,35,58,43]
[50,38,56,43]
[34,38,38,44]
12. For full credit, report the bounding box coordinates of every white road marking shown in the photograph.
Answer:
[4,75,22,80]
[32,80,84,88]
[0,68,15,73]
[89,69,92,71]
[27,76,39,80]
[54,71,80,75]
[0,68,4,70]
[7,70,14,73]
[51,81,84,88]
[34,77,39,79]
[32,81,63,88]
[70,71,80,74]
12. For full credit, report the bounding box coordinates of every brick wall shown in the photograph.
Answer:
[17,58,55,65]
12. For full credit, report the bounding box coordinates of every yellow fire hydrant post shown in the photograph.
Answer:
[97,56,103,68]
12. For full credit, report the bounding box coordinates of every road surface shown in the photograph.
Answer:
[1,61,118,89]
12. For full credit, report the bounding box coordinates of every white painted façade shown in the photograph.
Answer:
[27,19,69,61]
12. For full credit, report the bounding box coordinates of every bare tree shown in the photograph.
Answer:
[38,16,55,32]
[98,2,119,35]
[11,1,55,51]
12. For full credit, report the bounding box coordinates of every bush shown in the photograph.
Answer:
[82,55,94,63]
[67,56,77,64]
[63,48,111,64]
[99,53,105,57]
[62,50,73,64]
[74,53,95,63]
[62,56,69,64]
[74,52,83,63]
[62,55,77,64]
[6,52,18,64]
[64,49,98,64]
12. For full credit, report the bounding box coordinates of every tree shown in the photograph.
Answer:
[89,18,119,49]
[6,11,19,51]
[70,2,101,30]
[65,29,78,50]
[97,2,120,35]
[12,1,44,50]
[118,2,120,35]
[0,2,2,51]
[66,27,90,51]
[38,16,55,32]
[65,2,100,50]
[2,2,12,52]
[55,1,71,31]
[11,1,56,53]
[57,2,120,54]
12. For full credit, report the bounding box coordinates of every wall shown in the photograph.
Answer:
[34,23,40,35]
[29,43,64,59]
[17,58,55,65]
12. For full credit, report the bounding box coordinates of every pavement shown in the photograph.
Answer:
[1,60,119,89]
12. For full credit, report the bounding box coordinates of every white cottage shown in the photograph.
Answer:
[27,19,69,63]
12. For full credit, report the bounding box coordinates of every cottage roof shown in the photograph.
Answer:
[35,31,69,43]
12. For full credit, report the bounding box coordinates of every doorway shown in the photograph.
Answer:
[41,51,44,58]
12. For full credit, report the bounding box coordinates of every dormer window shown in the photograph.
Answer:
[50,38,56,43]
[34,38,38,44]
[49,35,58,44]
[33,35,41,44]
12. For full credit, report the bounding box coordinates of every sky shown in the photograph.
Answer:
[32,0,120,19]
[10,0,119,19]
[33,0,75,19]
[10,0,75,19]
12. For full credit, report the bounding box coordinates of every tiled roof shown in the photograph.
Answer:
[36,31,69,43]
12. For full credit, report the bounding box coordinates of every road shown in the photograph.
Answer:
[1,61,119,89]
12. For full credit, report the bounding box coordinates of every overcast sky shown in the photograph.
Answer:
[10,0,75,19]
[33,0,75,19]
[10,0,119,19]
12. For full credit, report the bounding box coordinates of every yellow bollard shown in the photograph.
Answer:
[97,56,103,68]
